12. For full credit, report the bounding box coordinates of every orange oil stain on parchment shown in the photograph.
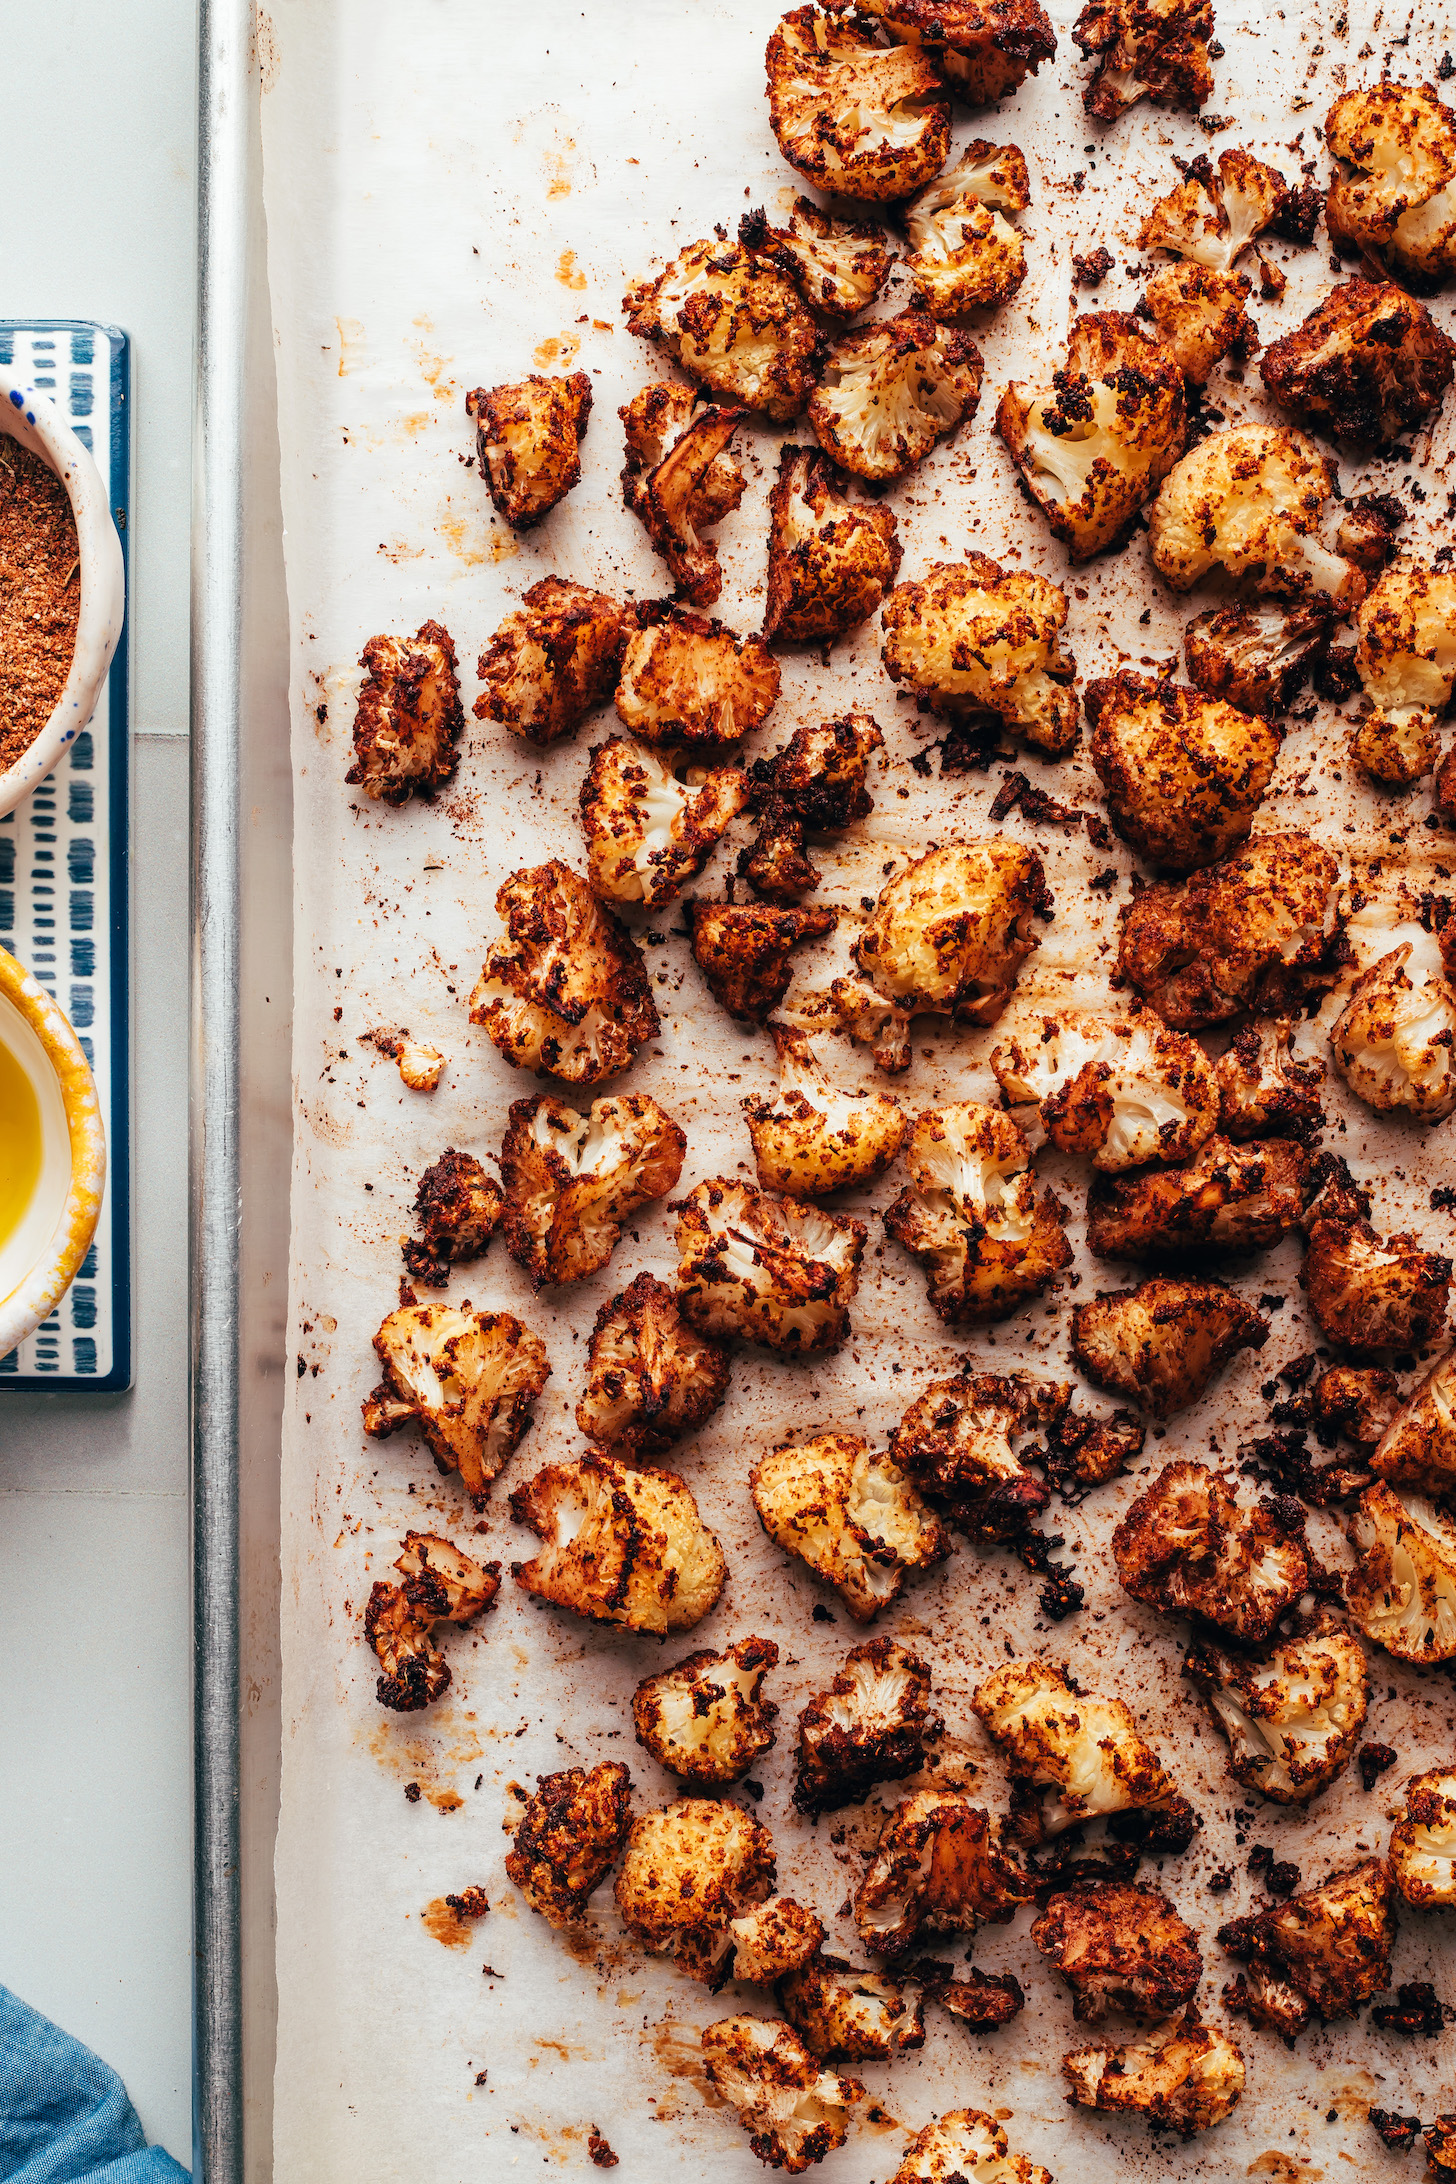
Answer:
[411,314,457,400]
[556,250,587,290]
[645,2017,725,2109]
[420,1896,478,1949]
[532,332,581,369]
[335,317,365,375]
[1248,2156,1324,2182]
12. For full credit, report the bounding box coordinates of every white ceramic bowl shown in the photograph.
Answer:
[0,947,106,1361]
[0,368,125,818]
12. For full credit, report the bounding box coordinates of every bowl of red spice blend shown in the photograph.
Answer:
[0,370,125,816]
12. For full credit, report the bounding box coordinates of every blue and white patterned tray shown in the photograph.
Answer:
[0,322,130,1390]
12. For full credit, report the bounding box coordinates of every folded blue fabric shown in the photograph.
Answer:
[0,1986,189,2183]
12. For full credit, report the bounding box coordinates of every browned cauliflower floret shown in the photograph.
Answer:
[752,1434,949,1620]
[853,840,1045,1045]
[634,1637,780,1786]
[884,1102,1072,1325]
[1072,1277,1267,1420]
[498,1092,685,1289]
[1072,0,1214,119]
[1262,281,1456,452]
[739,712,885,902]
[625,239,822,421]
[1149,423,1364,609]
[779,1958,925,2060]
[1032,1882,1202,2023]
[1388,1769,1456,1907]
[888,1368,1060,1538]
[1216,1019,1326,1139]
[890,2110,1050,2184]
[744,1027,907,1199]
[363,1532,499,1712]
[992,1012,1217,1172]
[1302,1208,1452,1353]
[1315,1361,1402,1451]
[1063,2023,1245,2137]
[827,0,1056,105]
[880,557,1079,757]
[1332,946,1456,1118]
[402,1149,503,1285]
[1326,82,1456,288]
[766,7,951,203]
[677,1179,865,1355]
[911,1965,1027,2037]
[997,313,1186,561]
[1144,263,1257,387]
[903,142,1031,318]
[510,1454,727,1637]
[730,1898,830,1985]
[345,621,463,805]
[616,603,781,750]
[1118,829,1341,1030]
[1184,599,1334,716]
[576,1272,732,1459]
[616,1798,775,1984]
[794,1638,942,1814]
[1345,1482,1456,1663]
[580,739,747,908]
[739,199,895,323]
[763,447,902,647]
[1086,671,1280,873]
[1112,1458,1308,1641]
[855,1791,1031,1956]
[1186,1609,1370,1804]
[620,382,746,609]
[700,2015,865,2174]
[1219,1858,1396,2038]
[810,309,983,481]
[971,1658,1192,1844]
[1086,1134,1308,1261]
[504,1760,633,1927]
[1352,561,1456,787]
[465,370,592,530]
[828,977,915,1075]
[473,577,626,749]
[1140,148,1302,289]
[395,1038,446,1092]
[688,900,838,1024]
[362,1303,550,1505]
[469,861,659,1085]
[1372,1346,1456,1499]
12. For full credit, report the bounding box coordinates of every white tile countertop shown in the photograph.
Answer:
[0,0,198,2163]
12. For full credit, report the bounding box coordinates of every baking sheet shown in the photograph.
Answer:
[260,3,1456,2175]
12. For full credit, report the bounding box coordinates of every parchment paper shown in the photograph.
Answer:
[260,3,1456,2174]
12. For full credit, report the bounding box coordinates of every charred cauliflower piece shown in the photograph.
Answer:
[362,1303,550,1505]
[1389,1770,1456,1907]
[739,199,894,323]
[730,1898,830,1985]
[1063,2023,1245,2137]
[1140,147,1304,292]
[752,1435,949,1620]
[1215,1020,1326,1139]
[510,1454,727,1637]
[364,1532,499,1712]
[854,840,1045,1041]
[1352,561,1456,787]
[1315,1362,1402,1451]
[1144,263,1257,388]
[402,1149,504,1286]
[498,1092,685,1289]
[745,1027,907,1199]
[779,1958,925,2061]
[1112,1458,1307,1641]
[1184,599,1334,716]
[997,313,1186,561]
[576,1272,732,1459]
[794,1637,942,1814]
[903,142,1032,318]
[912,1966,1027,2037]
[1302,1210,1452,1354]
[992,1012,1218,1172]
[1072,1277,1267,1420]
[1086,672,1280,873]
[625,238,822,421]
[633,1637,781,1786]
[891,2109,1050,2184]
[466,370,591,531]
[763,446,902,647]
[346,621,463,805]
[616,604,781,750]
[474,577,627,750]
[616,1798,776,1984]
[766,6,951,205]
[1326,82,1456,289]
[1086,1134,1308,1261]
[1032,1882,1202,2023]
[880,557,1079,757]
[1371,1347,1456,1500]
[1346,1482,1456,1663]
[1219,1858,1396,2038]
[855,1791,1031,1956]
[1262,281,1456,451]
[505,1762,632,1927]
[676,1178,865,1354]
[888,1368,1061,1539]
[971,1658,1191,1843]
[1148,423,1363,608]
[620,382,746,610]
[688,901,838,1024]
[830,0,1055,106]
[1189,1612,1368,1810]
[701,2015,865,2174]
[739,711,885,902]
[810,309,983,482]
[470,860,659,1086]
[1072,0,1214,118]
[580,738,747,908]
[1331,946,1456,1116]
[884,1102,1072,1325]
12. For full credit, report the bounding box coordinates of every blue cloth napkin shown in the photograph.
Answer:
[0,1986,189,2183]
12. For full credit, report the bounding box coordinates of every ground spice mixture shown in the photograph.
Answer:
[0,436,81,773]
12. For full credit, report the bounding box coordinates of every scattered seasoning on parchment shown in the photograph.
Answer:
[587,2127,619,2168]
[0,438,81,770]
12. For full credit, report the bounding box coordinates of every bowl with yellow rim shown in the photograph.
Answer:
[0,946,106,1361]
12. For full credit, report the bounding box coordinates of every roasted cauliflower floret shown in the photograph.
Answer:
[633,1637,781,1786]
[505,1761,633,1927]
[744,1026,907,1200]
[810,309,983,482]
[345,620,463,805]
[1118,829,1341,1030]
[739,199,894,323]
[1215,1019,1326,1139]
[992,1012,1217,1172]
[469,860,659,1086]
[1148,423,1364,608]
[466,370,592,531]
[855,1792,1031,1956]
[1262,281,1456,451]
[880,557,1079,757]
[1183,598,1334,716]
[576,1272,732,1459]
[730,1898,830,1985]
[888,1368,1060,1538]
[510,1454,727,1637]
[1072,1276,1267,1420]
[688,901,838,1024]
[676,1179,865,1354]
[831,0,1055,105]
[891,2109,1050,2184]
[912,1965,1027,2036]
[1372,1347,1456,1499]
[1302,1210,1452,1354]
[580,739,747,908]
[779,1958,925,2061]
[701,2015,865,2175]
[474,577,627,749]
[763,446,902,647]
[620,382,746,609]
[766,6,951,204]
[1086,1134,1308,1261]
[498,1092,685,1289]
[903,142,1031,318]
[1325,81,1456,288]
[752,1435,949,1620]
[625,239,822,421]
[1186,1610,1370,1804]
[1086,671,1280,873]
[794,1638,942,1814]
[884,1102,1072,1325]
[1140,148,1303,288]
[616,603,781,750]
[394,1038,446,1092]
[402,1149,504,1286]
[1388,1770,1456,1907]
[1063,2023,1245,2137]
[997,313,1186,561]
[1352,561,1456,787]
[855,840,1045,1037]
[362,1303,550,1505]
[1072,0,1214,118]
[1346,1482,1456,1663]
[971,1658,1191,1843]
[363,1532,499,1712]
[1219,1858,1396,2038]
[1112,1458,1308,1641]
[739,711,885,902]
[1315,1362,1402,1451]
[616,1798,776,1984]
[1032,1883,1202,2023]
[1143,262,1257,387]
